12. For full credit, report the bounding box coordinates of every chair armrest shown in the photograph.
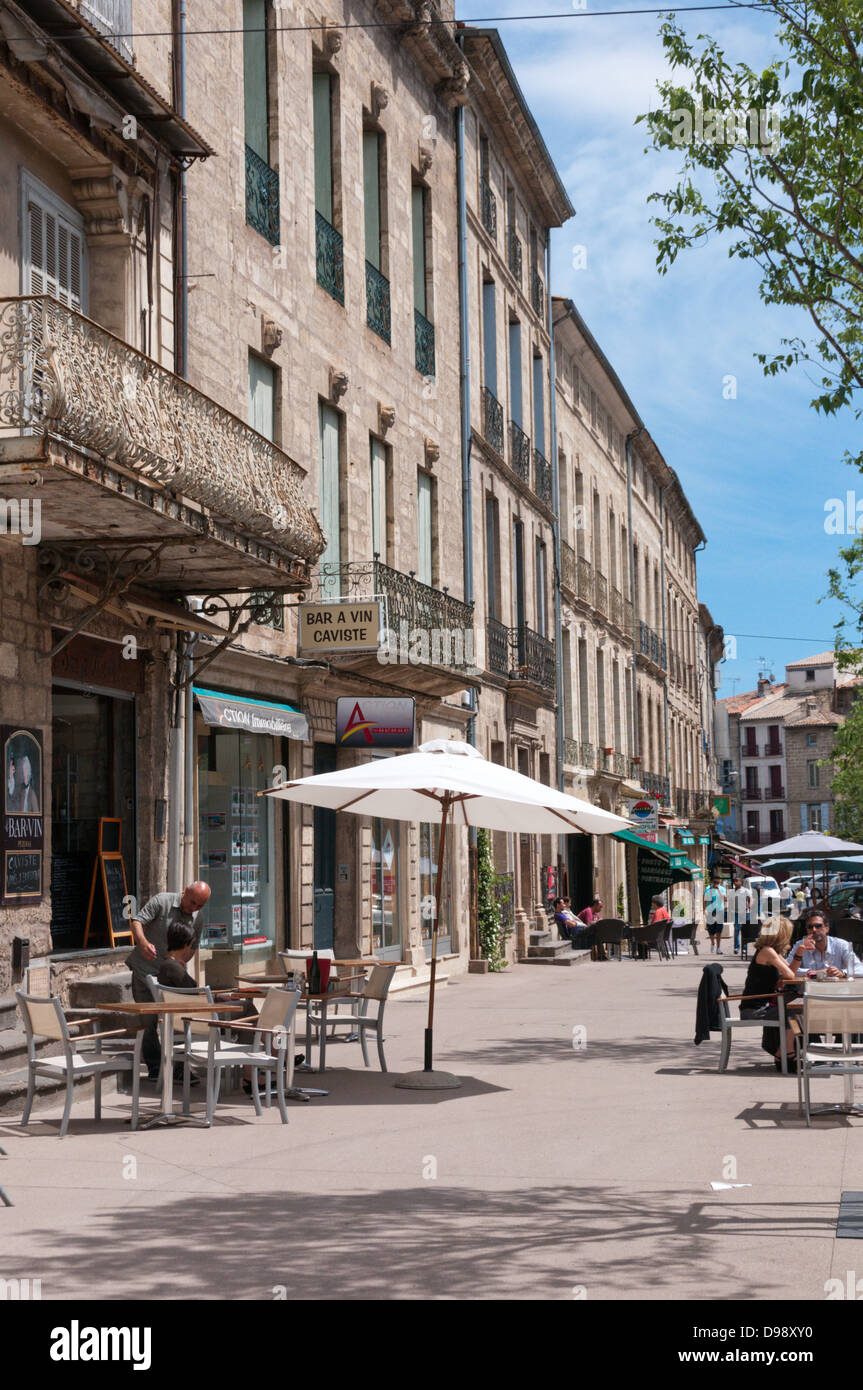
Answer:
[199,1019,291,1037]
[63,1015,100,1028]
[724,992,778,1002]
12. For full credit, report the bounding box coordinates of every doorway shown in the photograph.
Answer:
[313,742,336,949]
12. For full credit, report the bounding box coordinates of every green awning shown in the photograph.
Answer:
[613,828,688,866]
[676,857,703,881]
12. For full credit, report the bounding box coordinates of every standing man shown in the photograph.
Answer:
[704,878,726,953]
[731,876,751,956]
[126,881,211,1079]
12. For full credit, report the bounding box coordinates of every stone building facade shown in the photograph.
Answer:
[553,297,716,919]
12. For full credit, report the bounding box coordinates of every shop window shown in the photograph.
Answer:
[419,820,451,958]
[371,816,401,960]
[196,729,276,956]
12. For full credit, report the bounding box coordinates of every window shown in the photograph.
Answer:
[578,637,590,741]
[363,130,389,342]
[532,352,545,458]
[482,280,497,396]
[417,470,433,586]
[80,0,133,61]
[412,184,434,375]
[318,401,341,571]
[509,320,523,428]
[807,760,820,789]
[314,70,343,302]
[806,733,817,746]
[370,436,388,561]
[535,537,548,637]
[243,0,279,243]
[21,172,87,309]
[485,494,501,621]
[806,669,816,682]
[248,352,275,441]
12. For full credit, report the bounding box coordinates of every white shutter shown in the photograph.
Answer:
[21,174,87,311]
[417,471,432,586]
[370,437,387,561]
[318,402,341,571]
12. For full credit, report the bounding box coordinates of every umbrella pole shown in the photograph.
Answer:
[424,795,450,1072]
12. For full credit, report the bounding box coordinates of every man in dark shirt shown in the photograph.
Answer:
[126,882,210,1077]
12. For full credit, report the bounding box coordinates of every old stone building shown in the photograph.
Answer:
[553,297,716,919]
[459,27,572,955]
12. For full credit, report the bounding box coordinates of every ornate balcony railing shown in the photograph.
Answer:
[742,788,762,801]
[250,589,285,631]
[0,296,324,559]
[511,624,555,691]
[480,177,497,238]
[531,269,544,319]
[638,619,667,670]
[316,212,344,305]
[366,262,391,343]
[581,741,596,769]
[533,448,553,506]
[487,616,510,677]
[415,309,435,378]
[561,539,577,595]
[316,559,475,668]
[245,144,280,246]
[578,555,592,601]
[765,785,785,800]
[622,597,633,635]
[764,742,783,756]
[509,420,530,483]
[482,386,504,456]
[644,772,670,802]
[613,752,627,778]
[611,586,624,631]
[563,736,580,767]
[507,230,522,284]
[79,0,134,62]
[594,571,608,617]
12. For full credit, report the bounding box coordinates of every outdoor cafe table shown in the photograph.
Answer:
[235,975,365,1072]
[86,1000,242,1128]
[800,980,863,1116]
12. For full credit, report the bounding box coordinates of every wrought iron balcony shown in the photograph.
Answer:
[611,586,624,631]
[563,736,580,767]
[764,742,783,756]
[741,743,759,759]
[581,741,596,769]
[485,618,555,691]
[480,177,497,238]
[415,309,435,378]
[487,616,510,677]
[482,386,504,455]
[366,262,391,343]
[316,559,475,670]
[509,420,530,483]
[315,212,344,305]
[765,785,785,800]
[578,555,592,601]
[507,230,522,284]
[742,788,762,800]
[560,539,577,596]
[613,751,627,778]
[531,269,544,319]
[0,296,324,562]
[533,448,553,507]
[638,619,667,670]
[594,571,608,617]
[245,145,280,246]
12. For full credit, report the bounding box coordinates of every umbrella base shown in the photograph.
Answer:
[394,1069,462,1091]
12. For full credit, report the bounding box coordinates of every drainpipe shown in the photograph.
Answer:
[456,69,479,961]
[177,0,188,378]
[184,639,197,885]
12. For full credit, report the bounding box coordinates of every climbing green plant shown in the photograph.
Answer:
[476,827,507,970]
[617,882,626,920]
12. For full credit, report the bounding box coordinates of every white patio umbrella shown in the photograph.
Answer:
[750,831,863,904]
[264,739,630,1088]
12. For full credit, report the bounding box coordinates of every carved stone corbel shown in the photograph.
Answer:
[402,1,432,37]
[330,367,349,403]
[437,61,470,108]
[418,142,434,176]
[424,438,439,468]
[378,403,396,435]
[322,21,342,56]
[261,316,283,357]
[371,82,389,119]
[69,164,129,239]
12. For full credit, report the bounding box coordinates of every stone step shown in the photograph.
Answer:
[68,972,133,1009]
[0,995,18,1032]
[528,940,576,959]
[520,949,592,967]
[529,930,553,944]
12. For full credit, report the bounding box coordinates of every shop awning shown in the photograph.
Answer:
[193,687,308,740]
[677,857,703,880]
[613,828,688,866]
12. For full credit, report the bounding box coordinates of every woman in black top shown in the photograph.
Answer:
[740,918,799,1069]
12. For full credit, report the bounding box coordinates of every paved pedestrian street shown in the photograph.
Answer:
[2,954,860,1303]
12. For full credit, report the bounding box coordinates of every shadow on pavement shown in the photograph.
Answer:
[13,1184,838,1300]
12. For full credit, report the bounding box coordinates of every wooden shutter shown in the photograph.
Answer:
[417,470,432,587]
[23,180,86,311]
[318,402,341,571]
[370,437,387,560]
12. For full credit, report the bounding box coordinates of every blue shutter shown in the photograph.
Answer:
[801,804,808,832]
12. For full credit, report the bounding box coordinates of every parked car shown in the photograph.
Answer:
[742,875,782,921]
[827,881,863,916]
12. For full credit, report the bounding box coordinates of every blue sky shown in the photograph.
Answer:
[456,0,860,698]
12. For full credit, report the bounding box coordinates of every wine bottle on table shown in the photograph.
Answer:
[309,950,322,995]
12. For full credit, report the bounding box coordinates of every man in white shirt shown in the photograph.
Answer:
[786,912,861,979]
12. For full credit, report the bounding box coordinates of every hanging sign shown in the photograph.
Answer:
[2,727,44,906]
[299,601,382,654]
[626,798,659,833]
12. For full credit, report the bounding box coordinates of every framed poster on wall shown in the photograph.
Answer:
[2,726,44,905]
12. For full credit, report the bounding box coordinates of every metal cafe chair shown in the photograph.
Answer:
[16,992,144,1138]
[796,982,863,1125]
[306,963,397,1071]
[717,988,791,1074]
[591,919,627,962]
[189,987,301,1126]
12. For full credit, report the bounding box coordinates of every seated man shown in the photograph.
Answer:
[785,911,862,980]
[157,921,199,990]
[553,896,585,942]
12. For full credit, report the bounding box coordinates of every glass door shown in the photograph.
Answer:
[371,817,401,961]
[419,820,450,958]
